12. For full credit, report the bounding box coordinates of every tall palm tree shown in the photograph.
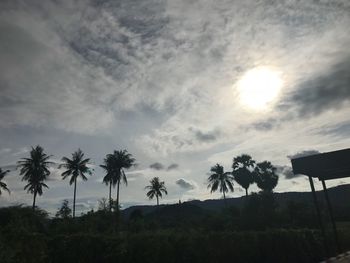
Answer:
[100,154,116,212]
[207,163,234,205]
[100,150,135,211]
[0,168,10,195]
[59,149,92,218]
[254,161,279,193]
[17,145,52,210]
[232,154,256,196]
[145,177,168,206]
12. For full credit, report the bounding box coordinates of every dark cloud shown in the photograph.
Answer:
[280,56,350,117]
[317,121,350,139]
[176,178,195,190]
[250,118,278,131]
[287,150,320,160]
[190,128,220,142]
[276,165,299,179]
[167,163,179,171]
[149,162,164,170]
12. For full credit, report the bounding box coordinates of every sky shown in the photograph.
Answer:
[0,0,349,215]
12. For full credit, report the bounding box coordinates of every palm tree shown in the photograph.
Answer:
[100,150,135,211]
[59,149,92,218]
[17,145,52,210]
[254,161,279,193]
[100,154,116,212]
[0,168,10,195]
[232,154,256,196]
[145,177,168,206]
[207,163,234,205]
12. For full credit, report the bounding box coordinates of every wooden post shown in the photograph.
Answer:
[321,179,341,254]
[309,176,329,256]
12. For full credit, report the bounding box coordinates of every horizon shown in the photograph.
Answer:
[1,0,350,215]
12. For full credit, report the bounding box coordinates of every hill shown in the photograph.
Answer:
[122,184,350,220]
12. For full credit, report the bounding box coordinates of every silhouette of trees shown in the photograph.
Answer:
[59,149,92,218]
[207,164,234,204]
[232,154,255,196]
[100,154,115,212]
[56,199,72,219]
[100,150,135,211]
[145,177,168,206]
[254,161,278,193]
[17,145,52,210]
[0,168,10,195]
[98,198,109,211]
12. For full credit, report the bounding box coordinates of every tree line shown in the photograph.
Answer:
[0,146,279,217]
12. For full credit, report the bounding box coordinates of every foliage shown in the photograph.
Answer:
[59,149,92,217]
[0,168,10,195]
[207,164,234,201]
[145,177,168,206]
[232,154,255,196]
[254,161,279,192]
[55,199,72,219]
[17,145,52,209]
[100,150,135,211]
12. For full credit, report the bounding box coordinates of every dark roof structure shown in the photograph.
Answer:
[291,148,350,180]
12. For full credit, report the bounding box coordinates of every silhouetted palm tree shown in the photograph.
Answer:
[0,168,10,195]
[100,154,116,212]
[232,154,256,196]
[17,145,52,210]
[254,161,278,193]
[59,149,92,218]
[100,150,135,211]
[145,177,168,206]
[207,163,234,204]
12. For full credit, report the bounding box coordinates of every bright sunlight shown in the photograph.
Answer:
[237,67,283,110]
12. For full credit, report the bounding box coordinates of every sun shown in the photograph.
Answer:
[237,67,283,110]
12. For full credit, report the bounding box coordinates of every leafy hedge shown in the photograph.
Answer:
[0,229,325,263]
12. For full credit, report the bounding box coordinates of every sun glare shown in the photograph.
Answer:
[237,67,283,110]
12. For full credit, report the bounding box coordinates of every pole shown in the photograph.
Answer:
[321,179,341,254]
[309,176,329,256]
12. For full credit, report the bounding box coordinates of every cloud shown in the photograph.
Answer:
[280,56,350,118]
[276,165,298,179]
[318,121,350,139]
[149,162,164,170]
[167,163,179,171]
[287,150,321,160]
[193,129,219,142]
[176,178,195,190]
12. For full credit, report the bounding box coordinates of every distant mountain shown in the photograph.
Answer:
[122,184,350,220]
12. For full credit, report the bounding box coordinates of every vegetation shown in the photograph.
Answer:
[207,164,234,204]
[3,145,346,262]
[0,168,10,195]
[100,150,135,211]
[59,149,92,217]
[17,146,52,210]
[145,177,168,206]
[55,199,72,219]
[232,154,255,196]
[255,161,279,193]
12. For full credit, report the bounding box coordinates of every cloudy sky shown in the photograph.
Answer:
[1,0,349,215]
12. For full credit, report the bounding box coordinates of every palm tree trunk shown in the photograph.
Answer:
[109,180,112,212]
[73,178,77,218]
[245,188,248,197]
[116,180,120,211]
[156,195,159,206]
[32,190,37,210]
[223,191,227,207]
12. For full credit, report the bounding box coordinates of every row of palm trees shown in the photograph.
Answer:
[0,145,168,217]
[0,147,278,216]
[207,154,279,203]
